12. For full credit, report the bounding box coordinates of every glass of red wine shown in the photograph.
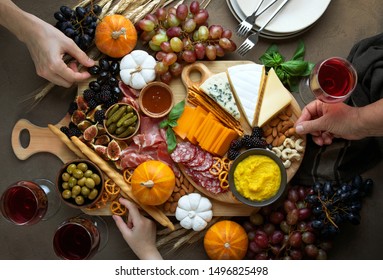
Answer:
[0,179,61,225]
[53,214,108,260]
[299,57,357,104]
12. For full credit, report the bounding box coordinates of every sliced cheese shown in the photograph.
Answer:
[227,63,265,127]
[257,68,292,127]
[199,72,241,120]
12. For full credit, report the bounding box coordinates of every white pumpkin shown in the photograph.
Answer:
[119,50,156,90]
[175,193,213,231]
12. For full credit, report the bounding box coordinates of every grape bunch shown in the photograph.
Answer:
[136,1,236,83]
[240,175,373,260]
[305,175,373,238]
[54,4,102,50]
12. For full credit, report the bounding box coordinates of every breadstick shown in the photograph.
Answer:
[48,124,85,159]
[70,136,174,230]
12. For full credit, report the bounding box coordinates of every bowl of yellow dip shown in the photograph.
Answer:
[228,148,287,207]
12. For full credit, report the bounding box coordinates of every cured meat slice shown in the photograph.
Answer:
[190,152,213,172]
[170,142,196,163]
[185,146,205,167]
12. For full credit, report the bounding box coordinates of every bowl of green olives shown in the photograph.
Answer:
[56,159,104,209]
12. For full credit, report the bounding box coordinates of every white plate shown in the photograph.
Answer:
[226,0,314,39]
[236,0,331,34]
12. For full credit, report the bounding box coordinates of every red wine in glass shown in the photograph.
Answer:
[299,57,357,104]
[53,214,108,260]
[1,179,60,225]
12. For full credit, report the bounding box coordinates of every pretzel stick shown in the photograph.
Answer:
[70,136,175,230]
[48,124,86,159]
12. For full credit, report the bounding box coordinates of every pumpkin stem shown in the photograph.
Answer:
[224,242,231,249]
[111,27,127,40]
[140,180,155,188]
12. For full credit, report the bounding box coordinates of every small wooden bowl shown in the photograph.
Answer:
[56,159,104,209]
[138,81,174,118]
[103,103,140,141]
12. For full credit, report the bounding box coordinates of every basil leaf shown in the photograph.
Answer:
[159,119,169,128]
[291,40,305,61]
[167,120,178,128]
[302,62,315,76]
[281,60,308,76]
[166,127,177,153]
[168,100,185,121]
[265,44,279,55]
[259,52,275,67]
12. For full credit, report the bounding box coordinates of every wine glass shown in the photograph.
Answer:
[0,179,61,225]
[53,214,109,260]
[299,57,357,104]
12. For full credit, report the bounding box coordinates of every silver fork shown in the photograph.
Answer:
[237,0,290,56]
[235,0,265,37]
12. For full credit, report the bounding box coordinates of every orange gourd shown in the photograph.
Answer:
[203,220,248,260]
[95,15,137,58]
[131,160,175,206]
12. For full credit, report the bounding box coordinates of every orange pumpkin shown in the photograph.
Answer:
[95,14,137,58]
[204,220,248,260]
[131,160,175,206]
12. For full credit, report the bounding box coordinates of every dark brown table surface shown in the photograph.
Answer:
[1,0,382,260]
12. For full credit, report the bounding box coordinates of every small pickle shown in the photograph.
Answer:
[116,112,134,127]
[122,115,137,127]
[106,106,126,126]
[117,126,136,138]
[107,104,119,118]
[107,122,117,134]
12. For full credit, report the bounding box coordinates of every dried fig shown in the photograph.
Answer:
[107,139,122,161]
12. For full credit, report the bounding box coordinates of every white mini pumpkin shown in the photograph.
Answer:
[119,50,156,90]
[175,193,213,231]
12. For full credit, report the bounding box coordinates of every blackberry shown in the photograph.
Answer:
[104,98,117,109]
[60,126,70,138]
[68,125,82,137]
[251,126,263,138]
[99,86,112,103]
[83,88,95,102]
[252,138,267,148]
[228,148,240,160]
[241,135,254,148]
[230,139,242,150]
[87,98,98,110]
[94,109,106,123]
[67,101,78,115]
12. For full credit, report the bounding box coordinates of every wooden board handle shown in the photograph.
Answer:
[11,116,77,163]
[181,62,214,89]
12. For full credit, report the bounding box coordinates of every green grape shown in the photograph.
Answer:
[170,37,183,52]
[182,18,196,33]
[167,13,180,27]
[192,30,199,41]
[155,61,169,75]
[151,33,168,46]
[138,19,155,32]
[198,25,209,41]
[149,40,162,51]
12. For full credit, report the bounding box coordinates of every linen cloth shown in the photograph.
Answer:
[292,33,383,185]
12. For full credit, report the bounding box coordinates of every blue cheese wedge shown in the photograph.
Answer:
[199,72,241,120]
[227,63,265,127]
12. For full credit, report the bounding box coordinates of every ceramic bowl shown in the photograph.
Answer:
[103,103,140,141]
[56,159,104,209]
[228,148,287,207]
[138,81,174,118]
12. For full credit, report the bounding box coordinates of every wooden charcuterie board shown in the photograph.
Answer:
[11,60,304,216]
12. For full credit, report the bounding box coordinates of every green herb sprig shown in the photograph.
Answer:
[159,100,185,153]
[259,41,314,92]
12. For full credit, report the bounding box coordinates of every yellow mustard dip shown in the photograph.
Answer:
[233,155,281,201]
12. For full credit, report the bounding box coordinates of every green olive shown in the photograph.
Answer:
[81,186,90,197]
[68,177,77,188]
[84,170,93,178]
[61,172,71,182]
[61,182,69,190]
[77,177,86,186]
[62,189,72,199]
[90,173,101,185]
[85,178,95,189]
[88,189,99,200]
[77,162,88,172]
[66,163,77,174]
[71,185,81,197]
[75,196,85,205]
[72,169,84,179]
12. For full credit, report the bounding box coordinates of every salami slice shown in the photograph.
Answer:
[185,146,205,167]
[170,142,196,163]
[190,152,213,172]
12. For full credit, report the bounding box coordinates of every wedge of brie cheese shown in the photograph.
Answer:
[258,68,292,127]
[227,63,265,127]
[199,72,241,120]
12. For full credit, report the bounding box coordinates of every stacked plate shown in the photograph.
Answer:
[227,0,332,40]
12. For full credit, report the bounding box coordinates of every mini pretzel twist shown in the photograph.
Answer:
[221,157,232,171]
[209,157,223,176]
[104,178,120,199]
[218,170,229,190]
[110,200,127,216]
[123,169,134,184]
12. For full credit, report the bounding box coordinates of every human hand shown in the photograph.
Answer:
[113,198,163,260]
[294,99,362,146]
[22,14,94,87]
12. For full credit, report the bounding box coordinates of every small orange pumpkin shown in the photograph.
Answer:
[131,160,175,206]
[204,220,248,260]
[95,14,137,58]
